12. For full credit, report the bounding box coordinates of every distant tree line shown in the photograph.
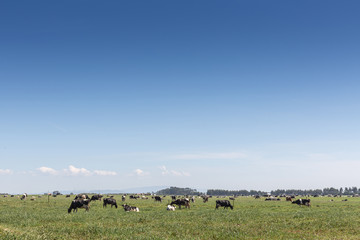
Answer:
[156,187,201,195]
[207,189,267,196]
[207,187,360,196]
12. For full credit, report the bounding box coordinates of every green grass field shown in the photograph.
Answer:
[1,195,360,239]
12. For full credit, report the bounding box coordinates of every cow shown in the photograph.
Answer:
[66,195,71,198]
[286,197,292,201]
[74,194,90,200]
[202,195,209,203]
[129,195,139,200]
[292,199,311,206]
[191,196,195,203]
[122,204,139,212]
[171,195,176,200]
[167,205,176,211]
[68,199,90,213]
[265,197,281,201]
[215,200,233,210]
[103,198,118,208]
[20,193,27,200]
[154,196,162,202]
[91,194,103,201]
[122,195,126,201]
[170,199,190,209]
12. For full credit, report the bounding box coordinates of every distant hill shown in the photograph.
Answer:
[156,186,201,195]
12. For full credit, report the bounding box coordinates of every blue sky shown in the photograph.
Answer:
[1,0,360,193]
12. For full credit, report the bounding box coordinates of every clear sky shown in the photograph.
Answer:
[1,0,360,193]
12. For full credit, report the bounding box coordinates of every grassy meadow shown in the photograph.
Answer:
[1,195,360,239]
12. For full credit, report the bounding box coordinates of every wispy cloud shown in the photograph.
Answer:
[36,165,117,177]
[0,169,13,175]
[173,152,247,160]
[133,169,149,177]
[93,170,117,176]
[160,166,190,177]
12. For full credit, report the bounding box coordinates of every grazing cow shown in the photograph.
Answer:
[20,193,27,200]
[122,204,139,212]
[202,196,209,203]
[122,195,126,201]
[215,200,233,210]
[170,199,190,209]
[167,205,176,211]
[286,197,292,201]
[74,194,90,200]
[91,194,103,201]
[229,197,235,201]
[154,196,162,202]
[103,198,118,208]
[129,195,139,200]
[171,195,176,200]
[68,199,90,213]
[292,199,311,206]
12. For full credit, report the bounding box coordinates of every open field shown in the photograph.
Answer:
[1,195,360,239]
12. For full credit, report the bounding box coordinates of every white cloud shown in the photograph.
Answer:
[129,168,150,177]
[93,170,117,176]
[65,165,92,176]
[159,166,190,177]
[37,167,58,175]
[173,152,247,160]
[0,169,12,175]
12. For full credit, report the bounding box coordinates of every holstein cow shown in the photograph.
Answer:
[122,195,126,201]
[215,200,233,210]
[20,193,27,200]
[292,199,311,207]
[170,199,190,209]
[154,196,162,202]
[122,204,139,212]
[74,194,90,200]
[103,198,118,208]
[167,205,176,211]
[91,194,103,201]
[68,199,90,213]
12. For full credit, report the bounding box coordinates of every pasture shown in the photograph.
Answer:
[1,195,360,239]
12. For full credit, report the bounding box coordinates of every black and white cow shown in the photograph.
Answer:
[103,198,118,208]
[154,196,162,202]
[91,194,103,201]
[74,194,90,200]
[122,204,139,212]
[170,199,190,209]
[292,199,311,206]
[68,199,90,213]
[215,200,233,210]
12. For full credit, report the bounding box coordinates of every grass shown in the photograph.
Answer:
[1,195,360,239]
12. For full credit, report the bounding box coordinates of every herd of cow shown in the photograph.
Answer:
[64,194,311,213]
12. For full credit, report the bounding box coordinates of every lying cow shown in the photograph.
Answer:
[170,199,190,209]
[292,199,311,206]
[122,204,139,212]
[68,199,90,213]
[103,198,118,208]
[167,205,176,211]
[215,200,233,210]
